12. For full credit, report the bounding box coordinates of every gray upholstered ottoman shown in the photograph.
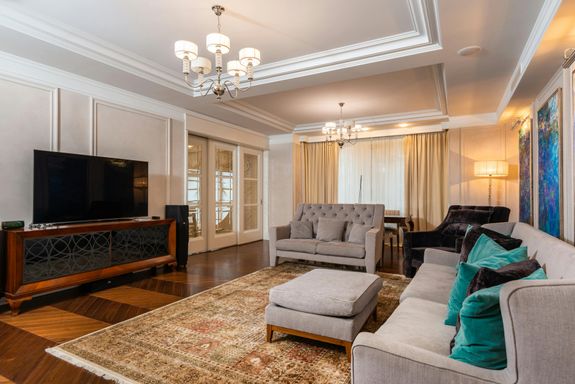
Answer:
[265,269,382,360]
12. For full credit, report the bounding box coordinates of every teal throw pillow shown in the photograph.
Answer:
[450,268,547,369]
[466,234,507,265]
[445,246,528,325]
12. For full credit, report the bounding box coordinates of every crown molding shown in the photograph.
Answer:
[217,100,294,133]
[440,113,498,129]
[0,4,194,96]
[301,124,445,142]
[293,109,448,132]
[495,0,562,119]
[0,1,441,98]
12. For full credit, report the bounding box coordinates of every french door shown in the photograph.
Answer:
[208,140,238,250]
[187,135,262,252]
[239,148,263,244]
[187,136,208,254]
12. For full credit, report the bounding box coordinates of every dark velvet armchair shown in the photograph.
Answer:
[402,205,510,277]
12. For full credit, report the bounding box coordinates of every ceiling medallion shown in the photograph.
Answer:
[174,5,262,100]
[322,102,368,148]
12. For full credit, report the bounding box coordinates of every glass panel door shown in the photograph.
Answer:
[187,135,208,254]
[208,141,237,250]
[239,148,262,244]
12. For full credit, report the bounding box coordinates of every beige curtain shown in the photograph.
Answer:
[303,142,339,203]
[404,131,448,230]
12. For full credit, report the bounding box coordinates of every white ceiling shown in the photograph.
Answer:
[0,0,557,135]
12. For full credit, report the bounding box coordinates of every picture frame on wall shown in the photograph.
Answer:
[519,118,533,224]
[536,88,562,238]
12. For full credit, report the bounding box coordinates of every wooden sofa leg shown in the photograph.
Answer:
[266,324,274,342]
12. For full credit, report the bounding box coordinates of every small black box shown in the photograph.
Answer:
[1,221,24,230]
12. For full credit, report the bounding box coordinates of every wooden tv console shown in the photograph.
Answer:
[3,219,176,315]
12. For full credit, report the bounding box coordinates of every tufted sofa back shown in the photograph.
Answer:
[294,204,385,236]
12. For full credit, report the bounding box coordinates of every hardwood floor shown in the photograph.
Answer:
[0,241,402,384]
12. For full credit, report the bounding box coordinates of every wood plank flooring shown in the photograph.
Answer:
[0,241,402,384]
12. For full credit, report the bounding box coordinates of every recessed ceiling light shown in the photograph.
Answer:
[457,45,482,57]
[398,123,409,128]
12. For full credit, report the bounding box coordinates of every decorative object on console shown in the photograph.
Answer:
[1,220,24,230]
[473,160,509,206]
[173,5,261,100]
[536,89,562,238]
[322,102,368,148]
[518,117,533,224]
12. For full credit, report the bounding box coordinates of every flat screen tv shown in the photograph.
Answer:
[33,150,148,224]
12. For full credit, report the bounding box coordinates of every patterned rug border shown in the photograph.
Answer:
[45,265,289,384]
[46,264,407,383]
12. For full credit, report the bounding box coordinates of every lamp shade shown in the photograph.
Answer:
[474,160,509,177]
[239,47,261,67]
[227,60,246,77]
[174,40,198,60]
[190,57,212,74]
[206,33,231,54]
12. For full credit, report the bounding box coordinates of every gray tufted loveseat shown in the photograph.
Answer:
[269,204,385,273]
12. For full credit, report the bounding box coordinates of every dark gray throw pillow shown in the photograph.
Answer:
[460,226,523,264]
[290,221,313,239]
[316,218,347,242]
[348,223,372,244]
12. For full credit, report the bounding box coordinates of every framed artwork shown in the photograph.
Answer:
[536,89,562,238]
[518,118,532,224]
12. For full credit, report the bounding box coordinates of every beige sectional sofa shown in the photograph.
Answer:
[269,204,384,273]
[352,222,575,383]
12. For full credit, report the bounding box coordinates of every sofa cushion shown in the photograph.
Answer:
[445,247,528,325]
[276,239,320,254]
[348,223,372,244]
[400,263,456,304]
[460,226,522,264]
[316,218,347,242]
[290,220,313,239]
[376,297,454,356]
[450,268,547,369]
[269,269,382,317]
[316,241,366,259]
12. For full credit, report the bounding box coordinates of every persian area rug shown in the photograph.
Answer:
[47,263,410,384]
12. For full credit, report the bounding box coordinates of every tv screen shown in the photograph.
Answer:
[33,150,148,224]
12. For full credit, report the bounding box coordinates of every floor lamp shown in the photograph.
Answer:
[474,160,509,206]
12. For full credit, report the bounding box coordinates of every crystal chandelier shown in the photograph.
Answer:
[322,103,367,148]
[174,5,261,100]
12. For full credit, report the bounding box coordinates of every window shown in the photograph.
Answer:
[338,136,404,212]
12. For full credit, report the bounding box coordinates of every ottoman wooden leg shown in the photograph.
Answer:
[344,342,352,362]
[372,307,377,321]
[266,324,274,342]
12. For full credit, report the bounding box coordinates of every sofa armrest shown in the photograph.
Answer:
[365,227,383,274]
[500,279,575,384]
[269,225,290,266]
[404,230,443,248]
[423,248,460,268]
[352,333,502,384]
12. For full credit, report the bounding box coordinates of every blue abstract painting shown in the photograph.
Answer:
[537,90,562,238]
[519,119,532,224]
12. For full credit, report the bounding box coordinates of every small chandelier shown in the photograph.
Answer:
[174,5,262,100]
[322,102,367,148]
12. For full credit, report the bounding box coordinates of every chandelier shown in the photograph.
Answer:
[322,103,367,148]
[174,5,262,100]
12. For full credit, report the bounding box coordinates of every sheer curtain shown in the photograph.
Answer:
[338,136,404,212]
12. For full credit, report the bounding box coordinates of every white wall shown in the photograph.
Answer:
[0,74,187,224]
[448,124,519,221]
[268,134,298,228]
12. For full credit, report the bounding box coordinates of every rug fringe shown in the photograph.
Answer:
[46,347,138,384]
